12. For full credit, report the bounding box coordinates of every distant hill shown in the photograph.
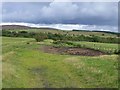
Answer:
[0,25,31,30]
[93,30,120,35]
[1,25,119,37]
[1,25,59,30]
[1,25,32,30]
[72,29,120,35]
[72,29,91,32]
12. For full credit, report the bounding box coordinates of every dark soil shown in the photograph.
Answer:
[41,46,106,56]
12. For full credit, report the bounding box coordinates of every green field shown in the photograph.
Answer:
[66,41,119,54]
[2,37,118,88]
[9,29,118,38]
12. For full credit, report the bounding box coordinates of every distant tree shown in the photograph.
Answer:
[19,31,28,34]
[102,34,105,36]
[34,33,48,42]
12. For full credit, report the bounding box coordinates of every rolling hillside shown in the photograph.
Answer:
[1,25,119,37]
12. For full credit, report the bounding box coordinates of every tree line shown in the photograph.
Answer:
[2,30,120,44]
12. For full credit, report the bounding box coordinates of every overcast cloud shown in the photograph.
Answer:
[2,2,118,32]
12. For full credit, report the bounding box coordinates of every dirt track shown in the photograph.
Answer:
[41,46,106,56]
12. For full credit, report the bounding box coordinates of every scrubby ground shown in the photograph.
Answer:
[2,37,118,88]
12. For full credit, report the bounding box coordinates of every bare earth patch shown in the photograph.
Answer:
[41,46,106,56]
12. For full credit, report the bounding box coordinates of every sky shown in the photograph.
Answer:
[1,2,118,32]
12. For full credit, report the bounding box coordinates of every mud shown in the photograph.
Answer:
[41,46,106,56]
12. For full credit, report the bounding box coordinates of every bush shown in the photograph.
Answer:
[2,30,120,44]
[34,33,48,42]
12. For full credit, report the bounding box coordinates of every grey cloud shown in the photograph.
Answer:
[2,2,118,26]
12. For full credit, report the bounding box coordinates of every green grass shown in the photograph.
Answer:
[52,40,119,54]
[2,37,118,88]
[0,37,2,89]
[9,29,118,38]
[73,41,119,54]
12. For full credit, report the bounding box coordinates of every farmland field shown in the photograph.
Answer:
[1,2,119,88]
[2,36,118,88]
[8,29,118,38]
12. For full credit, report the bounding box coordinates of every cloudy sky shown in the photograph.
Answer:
[2,2,118,32]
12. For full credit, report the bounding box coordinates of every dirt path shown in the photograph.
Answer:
[41,46,106,56]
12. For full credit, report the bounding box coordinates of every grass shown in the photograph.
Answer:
[0,37,1,89]
[2,36,118,88]
[9,29,118,38]
[73,41,119,54]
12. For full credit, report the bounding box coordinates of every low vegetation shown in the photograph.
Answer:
[2,37,118,88]
[52,40,119,54]
[2,30,120,44]
[2,27,119,88]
